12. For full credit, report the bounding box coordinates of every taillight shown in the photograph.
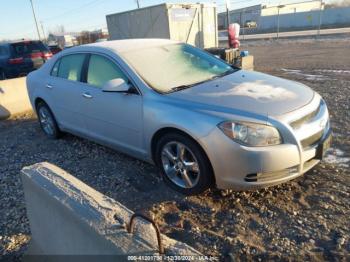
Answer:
[31,52,43,58]
[43,52,53,60]
[8,57,24,64]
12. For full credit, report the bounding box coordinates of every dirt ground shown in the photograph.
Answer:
[1,36,350,261]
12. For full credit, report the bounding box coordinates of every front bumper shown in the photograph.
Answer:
[200,98,331,190]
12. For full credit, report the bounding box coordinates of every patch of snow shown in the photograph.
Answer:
[281,69,301,73]
[314,69,350,74]
[323,148,350,168]
[204,80,297,101]
[281,68,326,81]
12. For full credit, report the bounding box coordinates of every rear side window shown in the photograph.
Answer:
[11,41,48,56]
[57,54,85,81]
[87,54,127,87]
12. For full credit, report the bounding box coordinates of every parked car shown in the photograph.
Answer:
[26,39,331,195]
[48,44,62,55]
[0,40,52,80]
[245,20,257,28]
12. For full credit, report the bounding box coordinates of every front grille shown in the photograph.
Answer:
[245,166,299,182]
[300,130,323,149]
[290,103,321,130]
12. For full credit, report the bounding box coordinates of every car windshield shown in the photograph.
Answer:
[120,43,238,93]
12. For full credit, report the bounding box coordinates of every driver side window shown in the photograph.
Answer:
[87,54,128,88]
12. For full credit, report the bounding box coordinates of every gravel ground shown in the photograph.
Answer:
[1,36,350,261]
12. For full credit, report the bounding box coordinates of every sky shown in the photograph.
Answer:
[0,0,335,41]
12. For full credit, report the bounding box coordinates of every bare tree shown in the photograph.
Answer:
[326,0,350,7]
[53,25,65,35]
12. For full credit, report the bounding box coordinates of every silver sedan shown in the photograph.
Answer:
[26,39,331,195]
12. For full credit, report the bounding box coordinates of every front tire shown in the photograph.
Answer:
[155,133,214,195]
[36,102,62,139]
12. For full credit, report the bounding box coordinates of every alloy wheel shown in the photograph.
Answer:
[161,141,200,189]
[38,107,55,136]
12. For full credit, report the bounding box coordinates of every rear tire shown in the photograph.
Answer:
[0,69,5,80]
[36,102,62,139]
[155,133,214,195]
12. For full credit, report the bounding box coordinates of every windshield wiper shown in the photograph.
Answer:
[166,69,238,94]
[167,85,193,93]
[210,69,237,80]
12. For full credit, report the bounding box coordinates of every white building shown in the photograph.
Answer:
[218,1,323,30]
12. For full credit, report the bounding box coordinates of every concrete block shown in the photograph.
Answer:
[0,77,33,120]
[21,162,201,257]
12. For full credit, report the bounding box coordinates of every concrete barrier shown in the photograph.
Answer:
[21,162,201,259]
[0,77,33,120]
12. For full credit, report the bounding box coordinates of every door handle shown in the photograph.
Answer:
[46,84,53,89]
[82,92,93,99]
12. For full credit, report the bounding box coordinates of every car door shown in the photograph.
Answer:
[47,53,88,134]
[79,53,144,155]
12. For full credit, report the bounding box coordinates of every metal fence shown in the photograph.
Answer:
[217,0,350,40]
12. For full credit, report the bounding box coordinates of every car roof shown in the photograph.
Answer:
[80,38,179,54]
[0,40,42,46]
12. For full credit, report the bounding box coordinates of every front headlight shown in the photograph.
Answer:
[218,121,282,146]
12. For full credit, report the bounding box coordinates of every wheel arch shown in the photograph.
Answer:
[150,127,216,184]
[34,97,47,111]
[34,98,57,123]
[34,97,62,137]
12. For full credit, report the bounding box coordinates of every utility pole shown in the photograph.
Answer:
[135,0,140,8]
[242,8,245,40]
[277,7,280,38]
[277,5,285,39]
[317,1,323,38]
[226,0,230,30]
[40,21,46,42]
[29,0,41,40]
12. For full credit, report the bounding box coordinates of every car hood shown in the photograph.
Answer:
[167,70,314,116]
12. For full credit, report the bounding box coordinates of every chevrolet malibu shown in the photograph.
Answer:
[26,39,331,195]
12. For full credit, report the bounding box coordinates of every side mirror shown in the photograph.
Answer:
[102,78,130,93]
